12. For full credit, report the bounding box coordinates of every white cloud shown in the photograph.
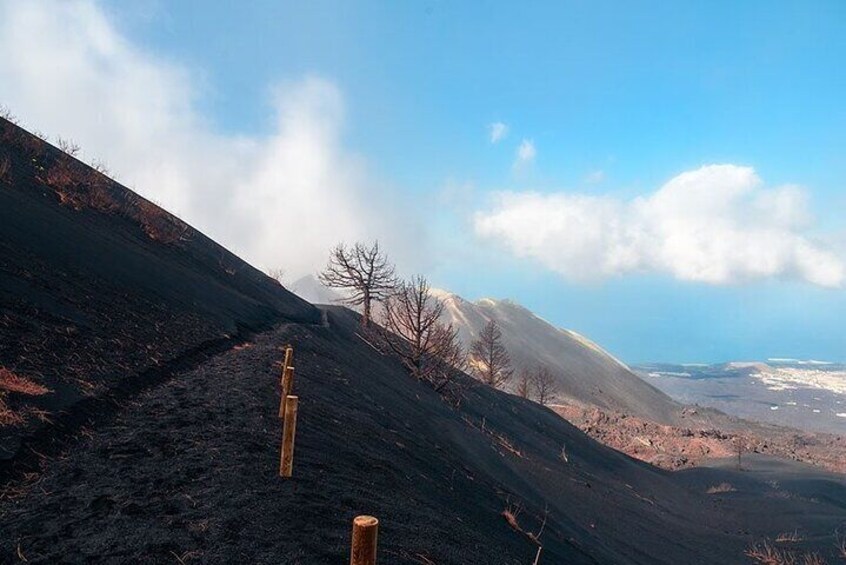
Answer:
[474,164,845,287]
[0,0,421,278]
[514,138,536,168]
[488,121,508,144]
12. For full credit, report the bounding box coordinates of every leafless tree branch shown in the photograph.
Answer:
[469,319,513,389]
[0,105,18,124]
[379,275,466,393]
[529,365,557,406]
[318,240,397,326]
[56,137,81,157]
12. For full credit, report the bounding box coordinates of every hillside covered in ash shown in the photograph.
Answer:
[0,117,318,468]
[1,121,845,563]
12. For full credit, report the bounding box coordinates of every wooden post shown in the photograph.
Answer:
[278,345,294,418]
[350,515,379,565]
[281,346,293,381]
[279,365,295,418]
[279,395,298,477]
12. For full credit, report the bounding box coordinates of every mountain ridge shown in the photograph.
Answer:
[290,275,681,423]
[430,287,682,424]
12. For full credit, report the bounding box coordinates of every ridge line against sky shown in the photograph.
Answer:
[1,0,845,363]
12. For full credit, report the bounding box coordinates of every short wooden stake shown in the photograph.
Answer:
[278,365,295,418]
[350,515,379,565]
[279,395,298,477]
[278,345,294,418]
[281,346,293,379]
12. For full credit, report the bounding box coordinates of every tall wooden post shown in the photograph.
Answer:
[350,515,379,565]
[279,395,298,477]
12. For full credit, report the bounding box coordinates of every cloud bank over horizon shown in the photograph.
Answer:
[0,0,421,279]
[474,164,845,288]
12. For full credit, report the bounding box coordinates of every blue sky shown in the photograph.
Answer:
[119,1,846,191]
[2,1,845,363]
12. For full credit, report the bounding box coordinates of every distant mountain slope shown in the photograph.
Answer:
[0,118,319,464]
[432,289,682,424]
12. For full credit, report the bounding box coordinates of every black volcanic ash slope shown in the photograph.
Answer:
[2,307,845,564]
[0,118,318,465]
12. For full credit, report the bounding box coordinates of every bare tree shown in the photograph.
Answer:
[0,104,18,124]
[515,370,531,399]
[267,267,286,286]
[380,275,466,391]
[470,320,513,389]
[90,159,111,176]
[530,365,557,406]
[55,137,81,157]
[318,241,397,326]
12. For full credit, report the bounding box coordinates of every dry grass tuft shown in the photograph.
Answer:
[0,394,23,426]
[502,508,520,530]
[3,119,191,246]
[745,542,793,564]
[745,540,829,565]
[494,431,523,458]
[84,177,121,213]
[776,530,804,543]
[800,553,827,565]
[43,158,121,214]
[0,368,51,427]
[170,550,204,564]
[501,501,523,532]
[706,482,736,494]
[17,129,46,158]
[24,407,53,424]
[134,198,189,244]
[45,159,76,193]
[0,368,50,396]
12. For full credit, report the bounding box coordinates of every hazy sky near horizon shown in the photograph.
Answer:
[2,0,846,363]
